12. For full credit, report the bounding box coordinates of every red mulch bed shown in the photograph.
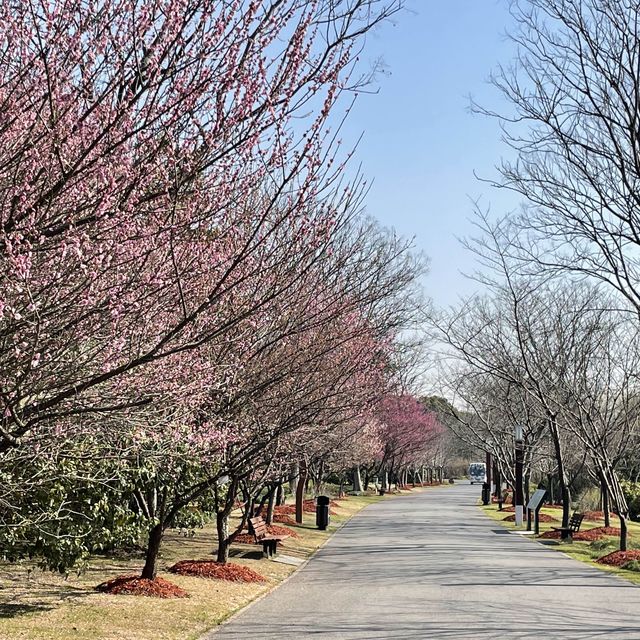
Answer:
[267,524,299,538]
[169,560,266,583]
[503,513,558,523]
[272,513,298,526]
[539,526,621,541]
[96,574,188,598]
[582,526,621,538]
[273,500,338,516]
[584,510,618,521]
[597,550,640,567]
[233,524,299,546]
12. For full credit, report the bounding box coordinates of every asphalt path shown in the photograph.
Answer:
[205,483,640,639]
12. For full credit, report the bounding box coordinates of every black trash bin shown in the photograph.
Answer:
[316,496,330,530]
[481,482,491,506]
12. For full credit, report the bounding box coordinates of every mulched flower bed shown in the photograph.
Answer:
[539,526,621,541]
[96,574,189,598]
[503,513,558,523]
[597,550,640,567]
[169,560,266,583]
[272,513,298,526]
[233,524,299,546]
[583,526,621,538]
[273,499,338,516]
[584,510,618,521]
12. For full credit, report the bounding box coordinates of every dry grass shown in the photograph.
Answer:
[0,492,385,640]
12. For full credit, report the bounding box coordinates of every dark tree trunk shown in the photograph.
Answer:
[289,464,298,501]
[314,459,325,496]
[353,466,364,493]
[266,484,276,525]
[549,414,571,536]
[494,467,502,503]
[254,490,270,518]
[276,481,285,506]
[600,473,611,528]
[141,523,164,580]
[296,459,308,524]
[619,514,628,552]
[216,510,230,564]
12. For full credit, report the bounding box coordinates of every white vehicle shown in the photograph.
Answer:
[468,462,487,485]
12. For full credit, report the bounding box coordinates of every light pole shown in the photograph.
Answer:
[514,424,525,526]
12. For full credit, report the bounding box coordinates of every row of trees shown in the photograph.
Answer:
[0,0,444,580]
[431,0,640,551]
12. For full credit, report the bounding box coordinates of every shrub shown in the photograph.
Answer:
[622,560,640,572]
[621,480,640,521]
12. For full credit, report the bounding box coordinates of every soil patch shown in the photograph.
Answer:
[169,560,266,583]
[95,574,188,598]
[597,550,640,567]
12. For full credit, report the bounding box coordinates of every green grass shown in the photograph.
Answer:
[480,502,640,585]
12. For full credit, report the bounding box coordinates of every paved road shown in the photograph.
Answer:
[205,483,640,639]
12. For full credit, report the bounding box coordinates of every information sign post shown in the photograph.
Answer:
[526,489,548,535]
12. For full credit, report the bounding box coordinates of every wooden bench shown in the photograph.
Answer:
[248,516,290,558]
[551,512,584,540]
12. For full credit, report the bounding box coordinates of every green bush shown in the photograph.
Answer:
[622,560,640,572]
[621,480,640,521]
[589,539,614,552]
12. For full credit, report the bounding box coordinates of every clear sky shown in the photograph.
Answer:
[341,0,522,309]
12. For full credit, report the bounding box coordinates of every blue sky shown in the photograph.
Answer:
[340,0,522,308]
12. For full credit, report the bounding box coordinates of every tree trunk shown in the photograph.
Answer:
[141,523,164,580]
[276,480,285,506]
[600,473,611,528]
[549,414,571,537]
[619,513,628,552]
[295,459,308,524]
[353,466,364,493]
[314,459,325,496]
[216,510,230,564]
[289,464,298,499]
[363,468,370,491]
[266,484,276,525]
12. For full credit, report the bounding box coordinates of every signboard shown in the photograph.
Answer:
[526,489,547,511]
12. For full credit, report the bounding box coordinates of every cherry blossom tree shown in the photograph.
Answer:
[0,0,402,456]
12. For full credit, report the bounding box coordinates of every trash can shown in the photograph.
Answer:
[316,496,330,530]
[481,482,491,506]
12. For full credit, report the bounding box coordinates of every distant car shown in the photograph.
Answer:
[468,462,487,485]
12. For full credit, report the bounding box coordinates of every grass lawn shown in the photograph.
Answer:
[480,501,640,585]
[0,486,436,640]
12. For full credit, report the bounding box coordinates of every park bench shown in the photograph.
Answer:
[248,516,289,558]
[551,512,584,540]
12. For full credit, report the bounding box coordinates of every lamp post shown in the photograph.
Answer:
[514,424,525,526]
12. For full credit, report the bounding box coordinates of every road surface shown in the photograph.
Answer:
[205,483,640,639]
